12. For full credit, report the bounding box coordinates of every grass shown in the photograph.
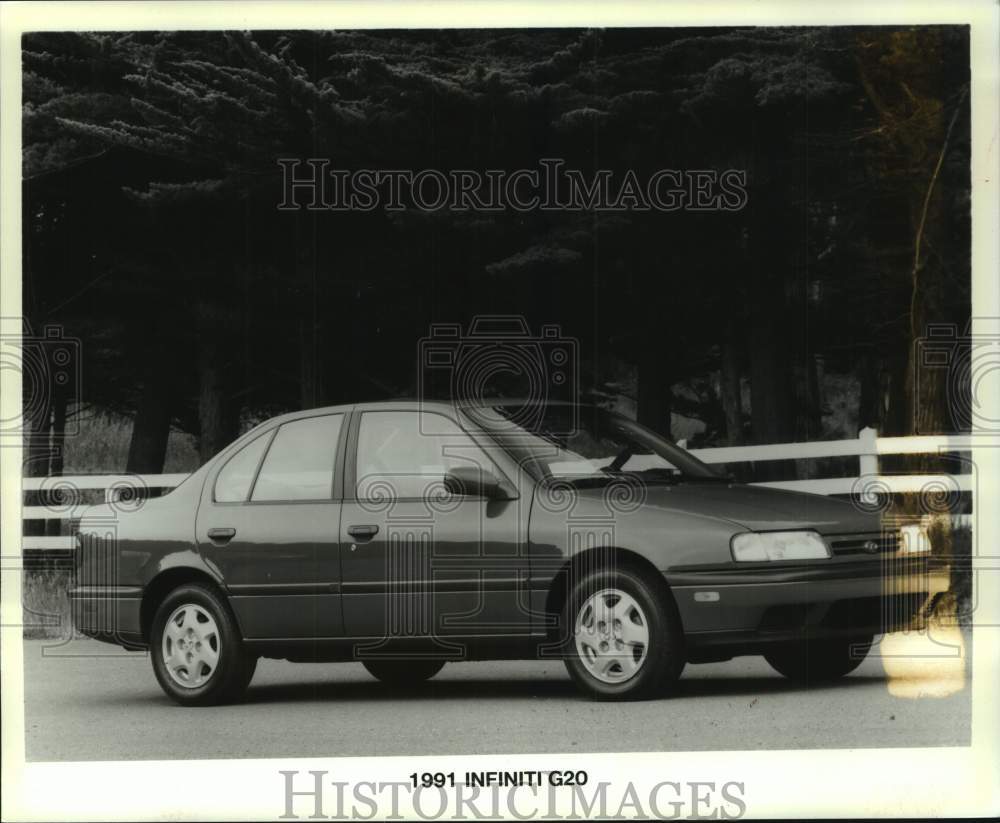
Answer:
[60,408,201,474]
[21,569,74,640]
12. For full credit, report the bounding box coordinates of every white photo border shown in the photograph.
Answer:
[1,1,998,820]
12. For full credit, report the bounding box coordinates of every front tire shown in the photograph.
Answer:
[362,658,445,684]
[764,634,873,683]
[151,584,256,706]
[562,566,685,701]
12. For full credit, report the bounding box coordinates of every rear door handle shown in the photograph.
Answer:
[207,527,236,544]
[347,524,379,539]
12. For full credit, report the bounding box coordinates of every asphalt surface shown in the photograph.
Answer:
[22,634,971,762]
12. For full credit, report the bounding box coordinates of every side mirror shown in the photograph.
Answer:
[444,466,509,499]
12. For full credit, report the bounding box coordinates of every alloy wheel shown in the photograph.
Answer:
[161,603,221,688]
[574,588,650,684]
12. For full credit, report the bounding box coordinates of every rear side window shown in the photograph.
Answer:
[251,414,344,502]
[214,432,271,503]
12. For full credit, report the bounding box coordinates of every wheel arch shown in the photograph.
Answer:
[542,546,682,642]
[140,567,233,643]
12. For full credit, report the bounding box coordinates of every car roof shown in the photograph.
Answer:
[266,398,586,425]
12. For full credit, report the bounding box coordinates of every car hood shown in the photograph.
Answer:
[612,482,879,534]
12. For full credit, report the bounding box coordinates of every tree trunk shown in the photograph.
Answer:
[49,393,66,476]
[720,341,744,445]
[126,354,172,474]
[295,213,323,410]
[857,352,880,432]
[197,298,240,463]
[811,354,826,432]
[45,390,69,537]
[748,292,795,480]
[878,346,909,437]
[23,395,53,538]
[904,83,968,443]
[636,345,672,438]
[299,315,319,410]
[749,321,792,445]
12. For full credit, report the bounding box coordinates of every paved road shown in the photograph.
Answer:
[22,635,971,762]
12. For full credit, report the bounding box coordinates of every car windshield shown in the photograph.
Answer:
[467,404,721,484]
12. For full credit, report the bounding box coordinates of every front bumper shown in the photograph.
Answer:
[667,558,949,652]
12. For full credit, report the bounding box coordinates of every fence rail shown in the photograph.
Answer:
[20,427,975,552]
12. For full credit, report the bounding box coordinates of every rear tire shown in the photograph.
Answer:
[362,658,445,684]
[764,635,873,683]
[562,565,684,701]
[151,584,256,706]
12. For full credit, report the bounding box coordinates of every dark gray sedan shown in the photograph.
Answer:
[71,401,940,705]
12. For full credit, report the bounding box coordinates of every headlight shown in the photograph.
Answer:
[730,530,830,562]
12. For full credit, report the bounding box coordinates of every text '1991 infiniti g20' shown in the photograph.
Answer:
[72,401,943,705]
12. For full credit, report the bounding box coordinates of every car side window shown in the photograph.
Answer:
[355,411,495,499]
[250,414,344,502]
[214,431,272,503]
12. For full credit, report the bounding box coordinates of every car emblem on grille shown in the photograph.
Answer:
[863,540,879,554]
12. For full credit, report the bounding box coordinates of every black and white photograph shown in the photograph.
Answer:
[1,1,998,820]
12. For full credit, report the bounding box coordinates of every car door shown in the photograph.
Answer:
[339,408,531,644]
[197,412,349,639]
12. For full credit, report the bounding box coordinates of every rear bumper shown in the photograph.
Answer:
[667,558,949,652]
[69,586,145,648]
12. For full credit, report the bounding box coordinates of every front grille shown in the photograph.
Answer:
[828,532,900,557]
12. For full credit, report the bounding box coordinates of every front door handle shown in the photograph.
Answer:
[207,527,236,544]
[347,524,379,539]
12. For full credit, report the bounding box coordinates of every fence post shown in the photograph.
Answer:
[858,427,878,478]
[857,427,880,508]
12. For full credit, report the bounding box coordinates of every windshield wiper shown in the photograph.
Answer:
[544,475,616,489]
[604,468,681,485]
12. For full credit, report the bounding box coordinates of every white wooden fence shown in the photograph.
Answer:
[21,427,974,553]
